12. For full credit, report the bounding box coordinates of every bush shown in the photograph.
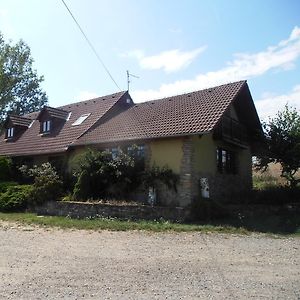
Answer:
[190,198,229,221]
[0,156,12,181]
[71,149,142,200]
[0,181,18,193]
[19,163,63,205]
[142,165,179,192]
[0,185,33,212]
[70,149,179,203]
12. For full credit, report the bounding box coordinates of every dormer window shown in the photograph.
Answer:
[7,127,14,138]
[3,115,32,141]
[42,120,51,133]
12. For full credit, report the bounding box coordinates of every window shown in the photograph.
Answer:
[111,148,119,160]
[127,145,145,158]
[7,127,14,138]
[42,120,51,133]
[137,145,145,157]
[72,113,90,126]
[216,148,236,174]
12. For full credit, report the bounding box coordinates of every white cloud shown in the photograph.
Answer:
[75,91,99,101]
[255,84,300,121]
[131,26,300,102]
[127,47,207,73]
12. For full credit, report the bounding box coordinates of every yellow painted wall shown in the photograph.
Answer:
[192,134,217,175]
[192,133,252,177]
[149,138,183,173]
[237,147,252,175]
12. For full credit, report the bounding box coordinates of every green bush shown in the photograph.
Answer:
[70,148,179,203]
[19,163,63,205]
[0,156,12,181]
[71,148,142,200]
[190,198,229,221]
[0,185,33,212]
[142,165,179,192]
[0,181,18,193]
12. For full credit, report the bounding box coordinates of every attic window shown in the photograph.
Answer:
[42,120,51,133]
[72,113,91,126]
[7,127,14,138]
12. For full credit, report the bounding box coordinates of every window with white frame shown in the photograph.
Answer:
[42,120,51,133]
[7,127,14,138]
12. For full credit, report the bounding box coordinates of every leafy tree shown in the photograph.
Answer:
[256,105,300,188]
[0,32,47,128]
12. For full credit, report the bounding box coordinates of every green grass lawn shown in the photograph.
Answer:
[0,212,299,236]
[0,212,250,234]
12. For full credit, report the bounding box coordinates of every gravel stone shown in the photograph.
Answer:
[0,223,299,299]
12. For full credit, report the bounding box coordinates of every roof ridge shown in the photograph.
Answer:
[136,80,246,105]
[58,91,127,109]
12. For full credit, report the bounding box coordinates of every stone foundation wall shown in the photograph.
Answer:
[36,201,190,222]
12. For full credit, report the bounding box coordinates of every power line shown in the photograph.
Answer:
[61,0,122,91]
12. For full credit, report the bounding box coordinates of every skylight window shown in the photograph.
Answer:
[72,113,90,126]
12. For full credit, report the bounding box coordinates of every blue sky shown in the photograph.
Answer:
[0,0,299,120]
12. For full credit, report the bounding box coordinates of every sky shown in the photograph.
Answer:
[0,0,299,120]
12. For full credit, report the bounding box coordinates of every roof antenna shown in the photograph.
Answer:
[127,70,139,92]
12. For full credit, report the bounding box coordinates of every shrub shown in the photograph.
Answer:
[71,149,142,200]
[142,165,178,192]
[0,156,12,181]
[19,163,63,205]
[0,185,33,212]
[0,181,18,193]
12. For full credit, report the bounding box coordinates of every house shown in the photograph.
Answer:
[0,80,262,206]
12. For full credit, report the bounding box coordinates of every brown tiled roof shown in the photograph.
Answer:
[0,91,127,156]
[6,115,32,127]
[75,81,247,145]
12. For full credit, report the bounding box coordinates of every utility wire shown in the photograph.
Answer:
[61,0,122,91]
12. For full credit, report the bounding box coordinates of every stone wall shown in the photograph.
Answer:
[36,201,190,222]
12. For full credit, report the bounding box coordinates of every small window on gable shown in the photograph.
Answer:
[7,127,14,138]
[42,120,51,133]
[72,113,91,126]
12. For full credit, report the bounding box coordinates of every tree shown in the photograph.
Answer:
[256,105,300,188]
[0,32,47,128]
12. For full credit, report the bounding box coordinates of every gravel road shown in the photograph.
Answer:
[0,223,299,299]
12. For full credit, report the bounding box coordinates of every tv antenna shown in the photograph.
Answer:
[127,70,139,92]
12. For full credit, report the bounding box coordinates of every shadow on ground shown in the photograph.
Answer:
[207,210,300,235]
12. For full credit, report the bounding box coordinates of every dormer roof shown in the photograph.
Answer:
[37,106,69,121]
[4,115,33,128]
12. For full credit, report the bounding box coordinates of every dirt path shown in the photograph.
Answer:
[0,223,299,299]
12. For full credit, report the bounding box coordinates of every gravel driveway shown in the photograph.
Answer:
[0,223,299,299]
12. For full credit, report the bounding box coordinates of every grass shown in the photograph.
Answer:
[0,212,250,234]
